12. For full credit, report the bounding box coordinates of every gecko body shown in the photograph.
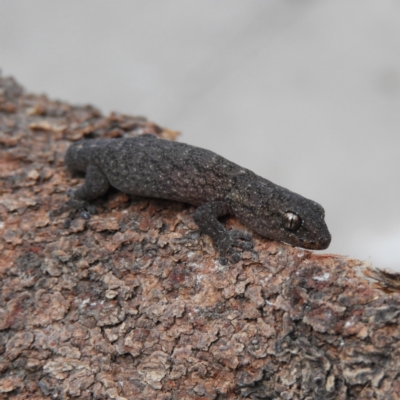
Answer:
[65,134,331,261]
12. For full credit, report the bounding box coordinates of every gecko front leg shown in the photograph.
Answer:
[193,201,253,264]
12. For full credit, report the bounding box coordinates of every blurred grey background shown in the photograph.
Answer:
[1,0,400,269]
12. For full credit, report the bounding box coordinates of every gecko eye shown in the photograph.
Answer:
[283,212,302,231]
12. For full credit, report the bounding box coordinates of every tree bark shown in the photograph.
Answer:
[1,74,399,400]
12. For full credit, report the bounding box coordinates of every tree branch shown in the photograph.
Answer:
[0,74,399,400]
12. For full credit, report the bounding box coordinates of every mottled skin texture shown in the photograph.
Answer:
[65,134,331,262]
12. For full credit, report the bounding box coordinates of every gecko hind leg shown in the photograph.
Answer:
[67,164,110,220]
[72,164,110,201]
[50,164,110,222]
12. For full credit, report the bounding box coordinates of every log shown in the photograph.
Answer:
[0,73,399,400]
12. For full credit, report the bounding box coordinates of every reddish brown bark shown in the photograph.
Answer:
[1,74,400,399]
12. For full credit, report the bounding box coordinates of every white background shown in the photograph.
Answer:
[1,0,400,270]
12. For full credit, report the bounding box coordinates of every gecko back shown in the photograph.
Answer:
[89,134,242,205]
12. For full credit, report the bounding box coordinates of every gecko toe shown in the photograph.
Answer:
[235,241,253,251]
[229,229,252,241]
[84,204,97,216]
[219,257,229,265]
[229,229,253,251]
[63,218,72,229]
[79,203,96,219]
[81,211,91,220]
[218,253,240,264]
[231,252,241,263]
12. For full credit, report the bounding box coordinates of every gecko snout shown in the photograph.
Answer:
[318,234,331,250]
[309,231,331,250]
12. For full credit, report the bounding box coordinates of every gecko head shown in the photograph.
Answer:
[229,179,331,250]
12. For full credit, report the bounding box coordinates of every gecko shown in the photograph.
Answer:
[64,134,331,263]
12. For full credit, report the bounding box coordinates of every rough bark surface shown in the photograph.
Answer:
[1,74,400,400]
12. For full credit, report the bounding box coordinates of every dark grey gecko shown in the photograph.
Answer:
[64,134,331,262]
